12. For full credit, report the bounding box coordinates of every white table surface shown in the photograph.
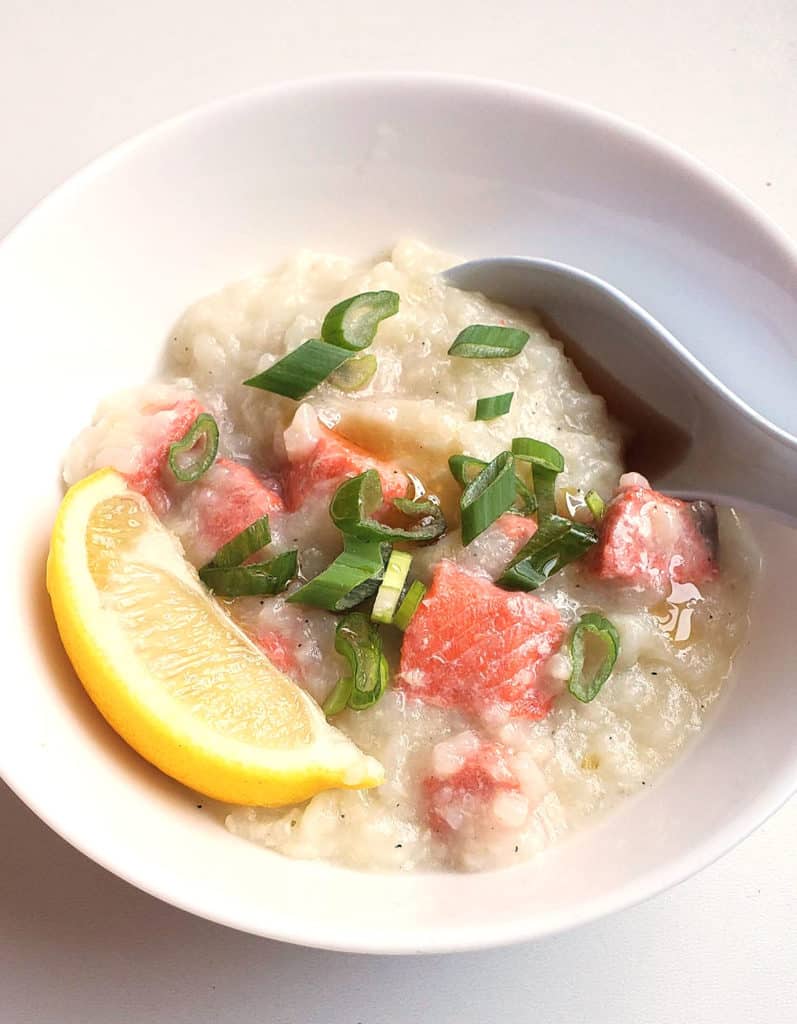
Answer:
[2,2,796,1021]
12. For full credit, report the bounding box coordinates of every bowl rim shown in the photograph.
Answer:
[2,72,796,954]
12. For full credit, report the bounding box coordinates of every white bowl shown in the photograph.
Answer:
[1,75,796,954]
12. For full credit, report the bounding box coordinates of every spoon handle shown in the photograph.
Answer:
[656,402,797,523]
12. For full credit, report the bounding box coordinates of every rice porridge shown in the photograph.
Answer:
[61,240,756,872]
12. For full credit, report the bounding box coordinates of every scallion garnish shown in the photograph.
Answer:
[330,353,378,392]
[167,413,219,483]
[245,292,399,401]
[474,392,514,421]
[243,339,352,400]
[448,453,488,486]
[393,579,427,631]
[448,324,530,359]
[203,515,271,569]
[392,495,447,533]
[371,550,413,624]
[568,612,620,702]
[499,514,598,590]
[511,437,565,520]
[585,489,606,521]
[460,451,518,545]
[321,676,353,717]
[199,549,298,596]
[323,612,389,716]
[510,437,565,473]
[330,471,446,543]
[287,536,391,611]
[449,452,536,516]
[321,291,400,351]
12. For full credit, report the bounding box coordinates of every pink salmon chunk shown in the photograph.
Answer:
[194,458,285,553]
[590,484,718,591]
[127,396,205,512]
[398,561,565,720]
[283,410,410,511]
[424,736,521,833]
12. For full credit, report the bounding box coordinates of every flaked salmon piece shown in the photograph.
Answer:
[424,733,525,833]
[398,561,565,720]
[283,403,410,510]
[193,458,285,553]
[590,483,718,591]
[127,396,205,513]
[251,630,303,682]
[495,513,539,546]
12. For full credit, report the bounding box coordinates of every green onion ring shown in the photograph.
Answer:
[287,536,391,611]
[448,324,530,359]
[499,514,597,590]
[323,612,388,716]
[568,612,621,702]
[585,490,606,520]
[198,549,298,596]
[243,339,352,400]
[393,579,427,631]
[460,451,518,545]
[167,413,219,482]
[204,515,271,569]
[321,291,400,351]
[474,392,514,421]
[371,550,413,624]
[330,353,378,392]
[511,437,565,520]
[449,453,536,516]
[330,471,446,543]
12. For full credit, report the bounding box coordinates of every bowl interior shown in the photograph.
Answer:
[1,76,796,953]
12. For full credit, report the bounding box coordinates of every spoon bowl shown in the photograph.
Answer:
[445,257,797,522]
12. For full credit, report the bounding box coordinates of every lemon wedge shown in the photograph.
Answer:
[46,469,384,805]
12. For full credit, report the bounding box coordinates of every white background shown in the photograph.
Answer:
[2,2,796,1021]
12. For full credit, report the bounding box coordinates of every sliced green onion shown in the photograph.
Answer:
[475,392,514,421]
[321,291,400,351]
[449,453,536,516]
[531,467,557,519]
[585,489,606,520]
[243,339,351,400]
[330,353,378,392]
[204,515,271,569]
[167,413,219,482]
[448,324,530,359]
[499,514,597,590]
[393,496,437,518]
[511,475,537,516]
[322,676,353,717]
[371,550,413,624]
[448,453,488,486]
[392,495,447,538]
[350,653,389,711]
[330,471,446,543]
[323,612,388,716]
[511,437,565,520]
[510,437,565,472]
[287,536,390,611]
[460,452,517,545]
[568,612,621,702]
[393,579,427,631]
[199,550,297,596]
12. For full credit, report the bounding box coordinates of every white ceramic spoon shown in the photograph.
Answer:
[445,257,797,521]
